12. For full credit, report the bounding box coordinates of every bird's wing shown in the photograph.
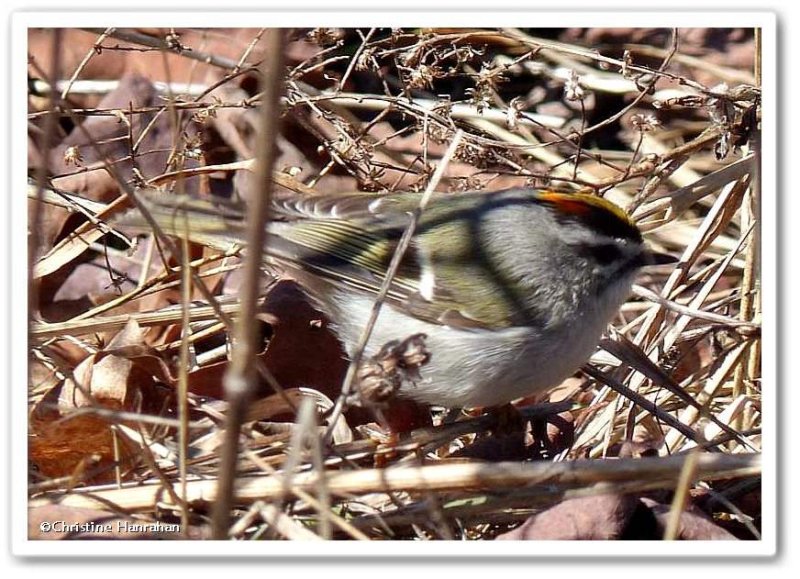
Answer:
[117,189,517,330]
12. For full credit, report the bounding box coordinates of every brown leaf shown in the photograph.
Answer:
[32,319,172,482]
[60,352,133,409]
[182,281,345,394]
[640,497,738,540]
[496,493,641,540]
[32,193,131,281]
[58,320,152,411]
[29,411,138,484]
[258,280,349,399]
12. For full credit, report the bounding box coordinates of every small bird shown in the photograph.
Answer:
[119,188,659,409]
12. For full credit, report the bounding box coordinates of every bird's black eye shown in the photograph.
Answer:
[588,243,623,265]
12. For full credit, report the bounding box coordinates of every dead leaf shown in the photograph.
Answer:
[496,493,641,540]
[640,497,738,540]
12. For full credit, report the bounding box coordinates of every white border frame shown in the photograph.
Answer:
[10,11,777,558]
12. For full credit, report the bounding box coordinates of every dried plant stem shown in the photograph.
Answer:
[337,28,376,91]
[32,453,760,513]
[61,28,113,100]
[84,28,248,70]
[178,231,192,534]
[664,449,700,540]
[30,298,242,341]
[243,449,370,540]
[582,364,700,445]
[506,28,680,140]
[211,29,286,539]
[733,27,762,429]
[233,28,266,75]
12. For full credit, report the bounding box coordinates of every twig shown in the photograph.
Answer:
[83,28,249,70]
[233,28,266,75]
[177,228,192,533]
[582,364,703,445]
[337,28,376,92]
[210,29,286,539]
[60,28,114,100]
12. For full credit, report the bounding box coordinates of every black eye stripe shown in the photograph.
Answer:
[578,242,624,265]
[593,243,624,265]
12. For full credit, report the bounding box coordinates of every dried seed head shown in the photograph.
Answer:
[630,113,661,133]
[563,70,585,102]
[506,96,526,131]
[355,47,377,72]
[620,50,634,79]
[165,29,188,53]
[405,63,440,90]
[354,334,430,407]
[63,145,83,167]
[307,28,342,46]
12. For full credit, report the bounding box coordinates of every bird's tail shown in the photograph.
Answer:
[115,190,250,252]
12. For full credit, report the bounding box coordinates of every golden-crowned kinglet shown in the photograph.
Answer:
[120,188,659,408]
